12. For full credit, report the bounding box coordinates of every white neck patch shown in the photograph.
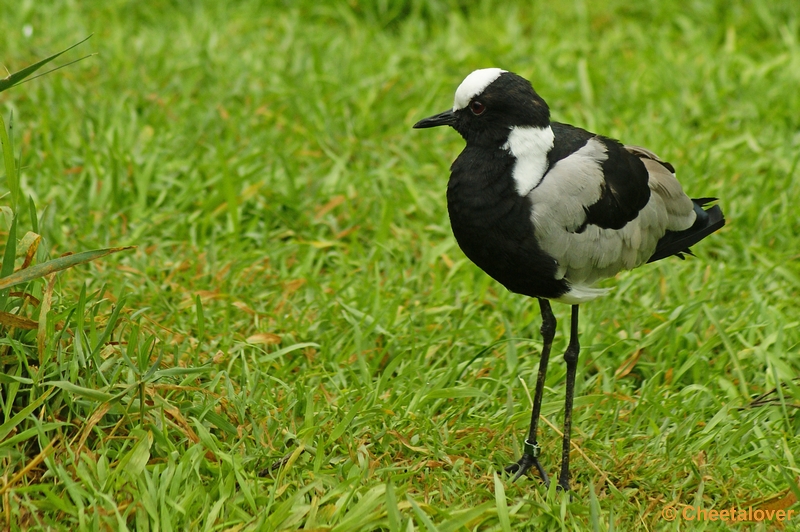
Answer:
[503,125,555,196]
[453,68,506,111]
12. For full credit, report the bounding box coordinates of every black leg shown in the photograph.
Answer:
[557,304,580,491]
[505,298,556,485]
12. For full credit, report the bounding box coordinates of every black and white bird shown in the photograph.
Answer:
[413,68,724,491]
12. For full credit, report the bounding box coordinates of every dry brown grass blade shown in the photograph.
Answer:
[9,291,40,306]
[387,430,430,454]
[744,478,800,511]
[160,404,200,443]
[75,402,112,457]
[246,332,282,345]
[18,231,41,270]
[158,403,217,461]
[314,194,346,220]
[0,311,37,330]
[614,348,642,379]
[0,436,59,496]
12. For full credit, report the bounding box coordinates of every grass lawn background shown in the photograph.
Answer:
[1,0,799,529]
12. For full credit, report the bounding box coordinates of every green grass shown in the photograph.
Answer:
[1,0,799,529]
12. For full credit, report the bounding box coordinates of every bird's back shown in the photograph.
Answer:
[448,122,724,303]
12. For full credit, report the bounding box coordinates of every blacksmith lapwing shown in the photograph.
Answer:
[413,68,725,491]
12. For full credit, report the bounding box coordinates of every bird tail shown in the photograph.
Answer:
[647,198,725,263]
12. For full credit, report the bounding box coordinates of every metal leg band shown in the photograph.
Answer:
[523,439,541,458]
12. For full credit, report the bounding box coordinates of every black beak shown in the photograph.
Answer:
[413,109,456,129]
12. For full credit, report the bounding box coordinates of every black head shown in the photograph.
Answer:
[413,69,550,147]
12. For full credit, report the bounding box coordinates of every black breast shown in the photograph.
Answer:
[446,146,568,300]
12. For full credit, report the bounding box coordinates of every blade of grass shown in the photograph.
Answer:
[407,496,439,532]
[493,472,512,532]
[386,481,402,532]
[0,215,17,307]
[0,112,17,211]
[42,380,114,402]
[0,246,135,291]
[0,387,52,442]
[0,35,93,93]
[37,273,57,364]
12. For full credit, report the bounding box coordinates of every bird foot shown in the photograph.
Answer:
[504,453,550,486]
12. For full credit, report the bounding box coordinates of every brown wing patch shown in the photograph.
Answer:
[624,145,676,174]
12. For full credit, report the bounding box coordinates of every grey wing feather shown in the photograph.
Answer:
[529,140,696,292]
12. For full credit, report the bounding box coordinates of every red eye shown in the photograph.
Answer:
[470,100,486,115]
